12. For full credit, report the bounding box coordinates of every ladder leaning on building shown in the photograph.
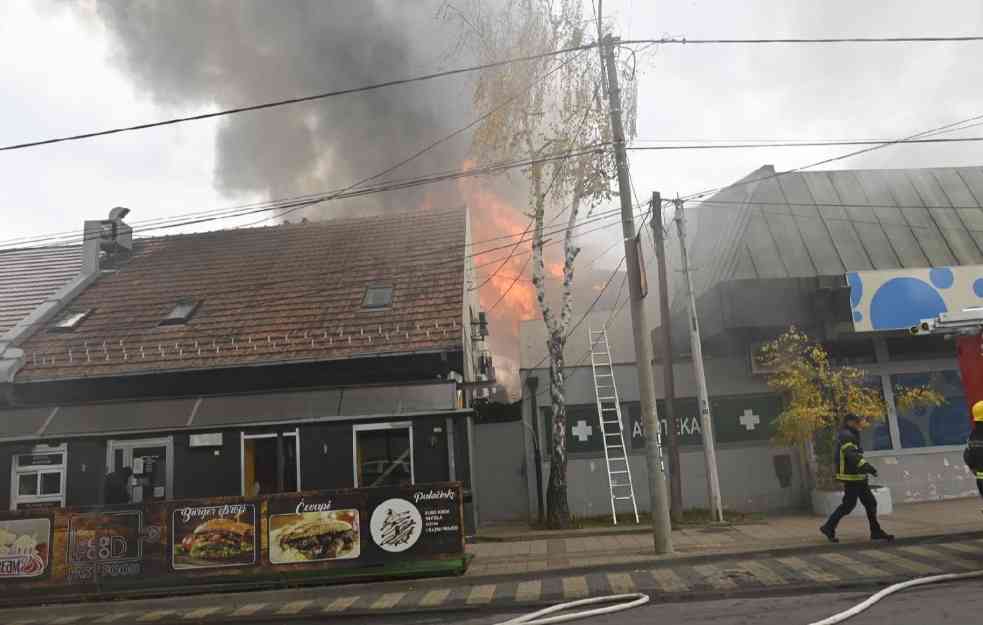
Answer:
[588,326,640,524]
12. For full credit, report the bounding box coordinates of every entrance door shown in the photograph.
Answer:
[241,430,300,496]
[353,422,414,487]
[107,437,173,503]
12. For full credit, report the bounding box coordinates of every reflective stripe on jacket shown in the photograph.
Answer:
[834,427,868,482]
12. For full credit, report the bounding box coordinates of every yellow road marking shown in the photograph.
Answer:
[277,600,315,615]
[137,611,176,623]
[370,593,405,610]
[651,568,690,592]
[94,616,132,625]
[466,585,497,604]
[737,560,787,586]
[863,550,941,575]
[419,589,452,607]
[818,553,888,578]
[777,557,839,583]
[183,607,223,619]
[562,576,590,599]
[937,542,983,558]
[516,580,543,602]
[902,545,977,570]
[51,618,83,625]
[230,603,267,616]
[606,572,636,594]
[323,596,360,612]
[693,564,738,590]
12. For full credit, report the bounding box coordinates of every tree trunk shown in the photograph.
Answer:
[545,331,571,527]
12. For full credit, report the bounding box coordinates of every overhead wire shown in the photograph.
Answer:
[0,42,601,153]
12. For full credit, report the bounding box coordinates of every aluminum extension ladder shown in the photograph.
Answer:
[588,326,640,524]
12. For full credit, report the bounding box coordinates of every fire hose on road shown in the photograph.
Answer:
[491,570,983,625]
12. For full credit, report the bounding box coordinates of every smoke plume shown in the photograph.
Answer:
[78,0,474,213]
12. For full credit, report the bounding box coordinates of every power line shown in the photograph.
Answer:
[678,112,983,202]
[627,136,983,151]
[623,36,983,45]
[0,43,599,153]
[0,144,611,252]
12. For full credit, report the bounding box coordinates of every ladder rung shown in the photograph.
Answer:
[610,470,629,474]
[613,496,634,501]
[604,432,621,437]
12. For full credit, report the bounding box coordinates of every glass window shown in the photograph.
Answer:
[50,308,93,332]
[242,434,298,496]
[355,427,412,487]
[824,338,876,366]
[40,472,61,496]
[887,335,954,361]
[891,370,970,448]
[858,377,893,451]
[363,286,394,309]
[160,298,201,325]
[18,473,38,496]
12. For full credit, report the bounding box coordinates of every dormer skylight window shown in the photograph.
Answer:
[363,286,393,309]
[50,308,93,332]
[160,298,201,326]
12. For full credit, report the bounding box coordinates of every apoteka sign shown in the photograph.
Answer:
[370,498,422,553]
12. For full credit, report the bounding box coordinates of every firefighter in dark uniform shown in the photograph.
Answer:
[820,414,894,543]
[963,401,983,497]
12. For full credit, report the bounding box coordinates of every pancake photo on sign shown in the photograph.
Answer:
[269,509,360,564]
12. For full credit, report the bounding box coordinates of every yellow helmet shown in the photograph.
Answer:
[973,401,983,423]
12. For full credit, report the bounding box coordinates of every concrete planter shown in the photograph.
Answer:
[811,485,893,517]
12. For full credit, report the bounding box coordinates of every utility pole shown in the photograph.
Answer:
[673,197,724,522]
[652,192,683,522]
[602,35,672,554]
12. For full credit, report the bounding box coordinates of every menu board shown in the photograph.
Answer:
[171,503,256,570]
[0,516,51,579]
[0,482,463,598]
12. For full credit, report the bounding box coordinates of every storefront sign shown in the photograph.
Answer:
[0,516,51,579]
[17,454,63,467]
[548,394,782,456]
[68,510,144,581]
[848,265,983,332]
[0,482,463,597]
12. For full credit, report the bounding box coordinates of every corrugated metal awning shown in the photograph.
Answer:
[0,382,466,442]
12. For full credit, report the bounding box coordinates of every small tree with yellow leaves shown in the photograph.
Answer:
[757,327,943,490]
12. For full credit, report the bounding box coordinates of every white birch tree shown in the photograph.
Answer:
[445,0,635,527]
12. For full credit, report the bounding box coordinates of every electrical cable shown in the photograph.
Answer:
[0,42,600,152]
[677,111,983,202]
[626,136,983,150]
[0,144,611,252]
[623,35,983,45]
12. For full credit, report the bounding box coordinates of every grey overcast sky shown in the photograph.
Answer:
[2,0,982,247]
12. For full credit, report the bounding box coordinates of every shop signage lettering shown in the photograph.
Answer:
[295,499,333,514]
[174,504,251,524]
[0,517,51,579]
[549,394,783,456]
[413,488,456,503]
[68,511,143,582]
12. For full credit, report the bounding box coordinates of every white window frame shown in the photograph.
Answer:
[106,436,175,501]
[863,337,968,457]
[239,428,302,496]
[10,444,67,511]
[352,421,415,487]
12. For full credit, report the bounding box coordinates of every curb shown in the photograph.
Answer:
[460,529,983,587]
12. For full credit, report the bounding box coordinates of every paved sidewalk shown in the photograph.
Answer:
[465,498,983,577]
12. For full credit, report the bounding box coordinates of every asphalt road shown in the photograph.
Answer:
[254,581,983,625]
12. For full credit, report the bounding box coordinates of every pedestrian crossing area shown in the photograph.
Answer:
[3,538,983,624]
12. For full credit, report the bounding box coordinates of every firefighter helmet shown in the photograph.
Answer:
[973,401,983,422]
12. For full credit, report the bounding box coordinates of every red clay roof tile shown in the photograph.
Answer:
[15,207,467,382]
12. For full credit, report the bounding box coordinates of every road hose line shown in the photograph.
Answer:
[492,570,983,625]
[806,570,983,625]
[493,593,650,625]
